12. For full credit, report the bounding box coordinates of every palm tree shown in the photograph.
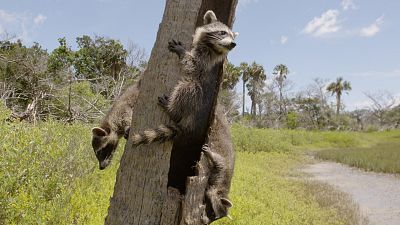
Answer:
[273,64,289,116]
[326,77,352,115]
[222,61,241,90]
[239,62,250,116]
[246,62,266,117]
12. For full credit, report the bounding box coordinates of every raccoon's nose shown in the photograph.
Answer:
[228,42,236,50]
[99,161,109,170]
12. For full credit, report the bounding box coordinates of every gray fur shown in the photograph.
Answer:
[92,10,236,223]
[91,82,139,170]
[201,105,235,224]
[131,10,237,146]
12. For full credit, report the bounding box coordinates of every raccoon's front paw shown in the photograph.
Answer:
[168,39,185,57]
[158,94,169,109]
[124,128,130,139]
[201,144,211,154]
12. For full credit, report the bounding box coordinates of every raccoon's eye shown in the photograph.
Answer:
[219,31,227,36]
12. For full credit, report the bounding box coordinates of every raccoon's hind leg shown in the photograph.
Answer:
[202,144,226,184]
[158,94,182,123]
[168,39,186,59]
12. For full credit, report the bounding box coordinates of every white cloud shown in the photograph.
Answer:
[0,9,46,42]
[0,9,15,35]
[34,14,47,25]
[280,35,288,44]
[360,15,384,37]
[303,10,341,37]
[341,0,357,11]
[0,9,15,23]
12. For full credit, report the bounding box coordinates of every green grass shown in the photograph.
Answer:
[214,152,363,225]
[0,104,122,224]
[0,103,377,225]
[231,124,374,152]
[316,134,400,174]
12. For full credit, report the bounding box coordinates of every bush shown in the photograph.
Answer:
[0,120,99,224]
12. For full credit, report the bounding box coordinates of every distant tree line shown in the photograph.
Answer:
[1,36,398,130]
[219,61,400,131]
[0,36,145,123]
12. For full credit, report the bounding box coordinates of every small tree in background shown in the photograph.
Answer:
[326,77,351,115]
[246,62,266,118]
[273,64,289,117]
[239,62,250,117]
[220,61,241,121]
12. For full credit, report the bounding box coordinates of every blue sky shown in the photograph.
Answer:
[1,0,399,110]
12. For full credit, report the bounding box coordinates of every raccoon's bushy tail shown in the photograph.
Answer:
[131,124,179,146]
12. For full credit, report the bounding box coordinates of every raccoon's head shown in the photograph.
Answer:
[91,127,119,170]
[193,10,238,55]
[203,188,233,224]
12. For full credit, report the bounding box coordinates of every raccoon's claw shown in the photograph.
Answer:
[124,128,130,139]
[158,94,169,109]
[202,144,211,153]
[168,39,185,57]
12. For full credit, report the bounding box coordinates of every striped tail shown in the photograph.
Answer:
[131,124,179,146]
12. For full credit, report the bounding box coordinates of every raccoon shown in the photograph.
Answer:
[128,10,237,146]
[202,145,233,224]
[91,83,139,170]
[201,104,235,224]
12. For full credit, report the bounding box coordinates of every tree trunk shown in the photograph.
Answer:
[242,80,246,117]
[105,1,237,225]
[250,96,256,118]
[279,85,283,117]
[336,93,341,115]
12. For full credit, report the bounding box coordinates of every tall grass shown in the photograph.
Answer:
[0,103,122,224]
[231,124,367,153]
[316,138,400,174]
[0,102,373,225]
[215,152,364,225]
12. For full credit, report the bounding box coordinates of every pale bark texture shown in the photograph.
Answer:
[105,0,237,224]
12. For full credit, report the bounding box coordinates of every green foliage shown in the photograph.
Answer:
[0,118,122,224]
[286,111,298,129]
[316,131,400,174]
[0,40,50,109]
[47,81,108,121]
[215,152,358,225]
[244,62,266,117]
[231,124,362,153]
[47,38,75,77]
[1,121,387,224]
[74,35,127,80]
[0,101,11,122]
[222,62,241,90]
[326,77,352,115]
[1,37,143,122]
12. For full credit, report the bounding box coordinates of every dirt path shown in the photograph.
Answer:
[302,161,400,225]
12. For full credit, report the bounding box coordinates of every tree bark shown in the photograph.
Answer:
[336,93,341,115]
[105,1,237,224]
[242,81,246,117]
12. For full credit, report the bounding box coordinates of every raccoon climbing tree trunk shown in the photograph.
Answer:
[104,1,237,225]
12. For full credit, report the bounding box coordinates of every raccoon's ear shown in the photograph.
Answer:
[204,10,218,25]
[92,127,108,137]
[220,198,233,208]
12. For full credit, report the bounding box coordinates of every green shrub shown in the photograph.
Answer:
[0,120,105,224]
[286,111,298,129]
[0,101,11,122]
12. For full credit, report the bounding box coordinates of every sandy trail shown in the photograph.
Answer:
[302,161,400,225]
